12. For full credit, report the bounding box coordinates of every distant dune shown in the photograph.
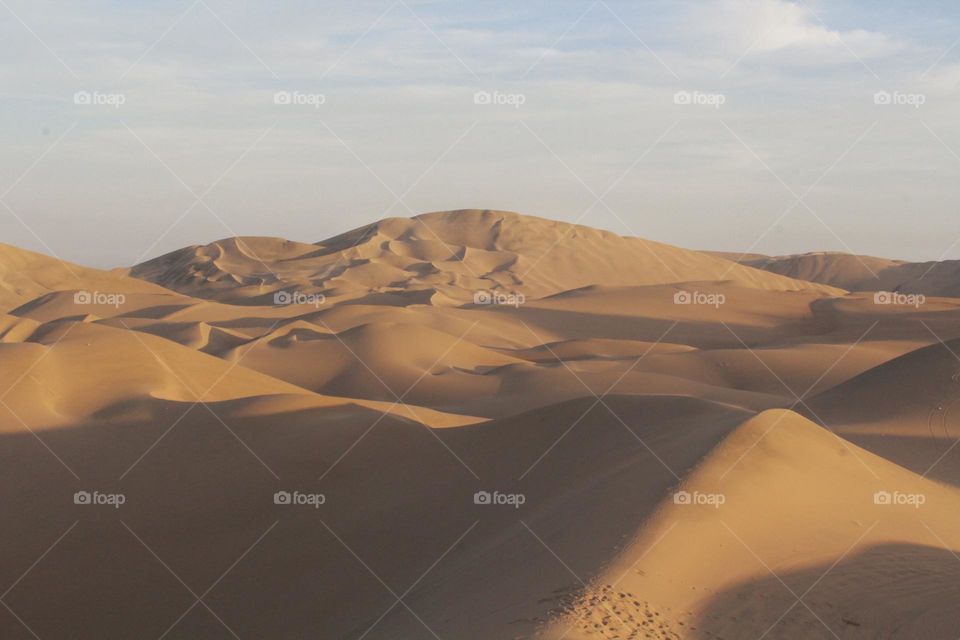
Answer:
[713,249,960,297]
[2,210,959,639]
[130,209,842,305]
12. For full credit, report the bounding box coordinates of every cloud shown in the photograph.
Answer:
[699,0,905,64]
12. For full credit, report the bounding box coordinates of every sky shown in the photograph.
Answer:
[1,0,959,267]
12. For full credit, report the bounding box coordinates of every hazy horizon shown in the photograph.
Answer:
[3,0,960,267]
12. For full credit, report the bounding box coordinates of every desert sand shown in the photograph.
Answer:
[2,209,959,639]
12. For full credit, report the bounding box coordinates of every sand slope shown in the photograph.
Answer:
[0,243,168,312]
[805,336,960,486]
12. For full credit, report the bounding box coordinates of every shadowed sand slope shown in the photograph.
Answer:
[0,394,752,640]
[805,335,960,485]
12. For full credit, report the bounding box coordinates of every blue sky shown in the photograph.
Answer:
[1,0,959,266]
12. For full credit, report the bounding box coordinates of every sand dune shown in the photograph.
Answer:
[1,210,959,639]
[806,336,960,486]
[542,410,960,639]
[0,243,168,312]
[0,316,475,434]
[132,210,841,305]
[717,250,960,297]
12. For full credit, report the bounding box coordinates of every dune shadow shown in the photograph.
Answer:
[0,393,749,640]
